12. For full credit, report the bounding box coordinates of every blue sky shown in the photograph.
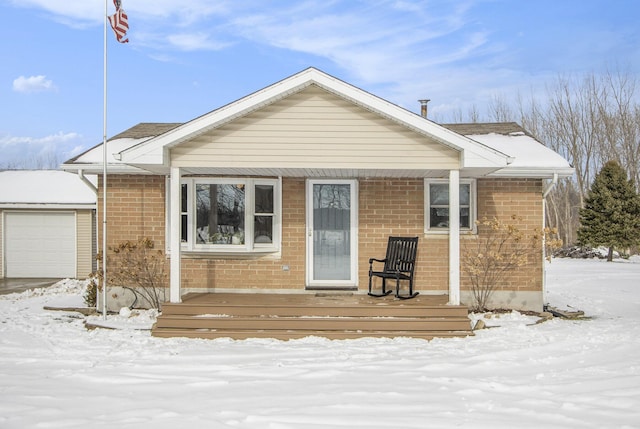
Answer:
[1,0,638,168]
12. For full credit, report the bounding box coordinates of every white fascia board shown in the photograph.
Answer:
[488,166,575,179]
[60,163,154,175]
[120,68,511,169]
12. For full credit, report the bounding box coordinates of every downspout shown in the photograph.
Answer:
[78,169,98,194]
[543,173,558,199]
[541,173,558,308]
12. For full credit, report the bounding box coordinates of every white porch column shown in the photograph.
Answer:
[448,169,461,305]
[169,167,182,303]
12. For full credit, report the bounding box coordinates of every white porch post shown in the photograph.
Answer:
[170,167,182,303]
[448,169,461,305]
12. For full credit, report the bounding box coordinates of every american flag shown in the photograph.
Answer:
[108,0,129,43]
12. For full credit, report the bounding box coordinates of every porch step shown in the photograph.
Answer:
[160,302,469,318]
[152,293,473,341]
[152,328,472,341]
[155,314,472,332]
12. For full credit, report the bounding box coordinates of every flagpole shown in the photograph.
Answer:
[102,0,108,320]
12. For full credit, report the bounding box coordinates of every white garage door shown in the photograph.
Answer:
[5,212,76,278]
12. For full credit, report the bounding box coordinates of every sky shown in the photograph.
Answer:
[1,0,639,168]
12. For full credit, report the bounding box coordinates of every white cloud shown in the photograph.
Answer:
[0,132,85,168]
[227,1,489,83]
[166,33,232,52]
[12,75,57,93]
[9,0,491,79]
[8,0,104,27]
[9,0,229,27]
[7,0,602,122]
[0,131,80,147]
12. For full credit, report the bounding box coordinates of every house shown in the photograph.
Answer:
[0,170,97,278]
[62,68,573,316]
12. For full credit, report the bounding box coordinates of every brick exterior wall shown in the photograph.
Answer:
[99,175,543,300]
[359,178,543,295]
[180,178,307,291]
[475,178,544,293]
[98,175,167,284]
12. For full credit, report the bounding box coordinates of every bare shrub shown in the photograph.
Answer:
[96,238,167,310]
[462,216,561,311]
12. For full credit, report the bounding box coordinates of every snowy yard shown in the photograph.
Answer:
[1,257,639,428]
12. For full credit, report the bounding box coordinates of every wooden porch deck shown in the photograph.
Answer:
[152,293,473,340]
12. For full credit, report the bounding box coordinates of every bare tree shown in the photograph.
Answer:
[488,94,515,122]
[0,151,63,170]
[448,68,640,246]
[467,104,482,123]
[596,69,640,191]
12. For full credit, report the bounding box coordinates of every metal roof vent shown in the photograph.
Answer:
[418,99,430,118]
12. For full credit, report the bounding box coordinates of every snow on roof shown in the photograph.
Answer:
[0,170,96,206]
[66,123,182,166]
[73,137,149,164]
[468,132,572,170]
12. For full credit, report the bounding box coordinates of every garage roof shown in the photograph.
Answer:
[0,170,97,209]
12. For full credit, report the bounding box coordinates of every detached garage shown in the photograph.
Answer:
[0,170,97,279]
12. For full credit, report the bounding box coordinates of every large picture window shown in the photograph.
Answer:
[425,179,476,233]
[195,183,246,245]
[179,178,280,252]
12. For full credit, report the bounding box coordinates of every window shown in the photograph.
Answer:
[425,179,476,233]
[179,178,280,252]
[254,184,275,245]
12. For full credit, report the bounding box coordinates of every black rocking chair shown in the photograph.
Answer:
[368,236,419,299]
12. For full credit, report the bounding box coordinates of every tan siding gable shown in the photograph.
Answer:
[171,85,459,170]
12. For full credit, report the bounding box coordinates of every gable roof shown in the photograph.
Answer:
[62,123,182,174]
[62,68,573,179]
[119,67,511,172]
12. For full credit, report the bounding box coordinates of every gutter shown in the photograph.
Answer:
[78,169,98,194]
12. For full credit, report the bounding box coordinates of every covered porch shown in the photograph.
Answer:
[114,70,517,309]
[152,292,473,340]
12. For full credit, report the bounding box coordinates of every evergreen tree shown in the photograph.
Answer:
[577,161,640,261]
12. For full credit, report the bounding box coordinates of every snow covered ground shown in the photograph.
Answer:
[1,257,639,428]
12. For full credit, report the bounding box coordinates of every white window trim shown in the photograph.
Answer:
[424,178,477,234]
[167,177,281,254]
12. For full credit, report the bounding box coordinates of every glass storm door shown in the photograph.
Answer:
[306,180,358,288]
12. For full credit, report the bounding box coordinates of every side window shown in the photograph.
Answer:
[180,184,188,242]
[425,179,475,233]
[254,184,274,245]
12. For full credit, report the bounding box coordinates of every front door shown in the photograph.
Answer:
[306,179,358,288]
